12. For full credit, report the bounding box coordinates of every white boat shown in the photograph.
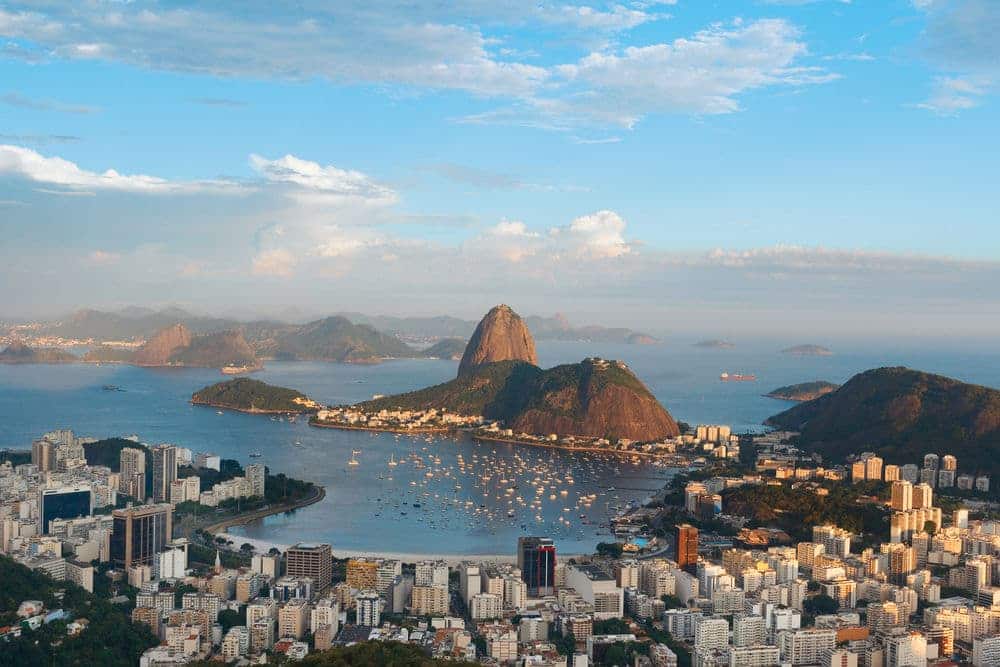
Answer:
[388,454,397,467]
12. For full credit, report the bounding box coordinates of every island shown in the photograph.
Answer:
[765,380,840,402]
[0,342,77,364]
[694,339,734,349]
[781,344,833,356]
[191,378,321,414]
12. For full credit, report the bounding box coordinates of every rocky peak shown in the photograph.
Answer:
[133,323,192,365]
[458,304,538,377]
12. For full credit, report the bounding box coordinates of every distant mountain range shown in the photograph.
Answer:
[0,341,76,364]
[766,367,1000,477]
[28,306,656,346]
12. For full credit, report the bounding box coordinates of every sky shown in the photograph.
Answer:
[0,0,998,339]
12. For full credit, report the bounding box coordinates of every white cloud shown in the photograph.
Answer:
[551,210,631,258]
[251,248,297,277]
[465,220,543,262]
[915,75,991,115]
[0,144,245,194]
[543,19,836,126]
[249,154,397,205]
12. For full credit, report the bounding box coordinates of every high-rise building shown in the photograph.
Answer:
[151,445,177,503]
[415,560,449,587]
[677,524,699,573]
[518,536,556,597]
[286,543,332,590]
[356,590,382,627]
[883,464,900,482]
[913,483,933,510]
[890,480,913,511]
[110,503,173,569]
[941,455,957,471]
[120,448,147,500]
[38,486,92,534]
[347,558,379,590]
[865,456,883,482]
[924,453,939,470]
[245,464,266,498]
[31,438,55,472]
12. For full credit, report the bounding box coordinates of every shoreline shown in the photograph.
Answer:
[191,399,315,417]
[309,420,452,434]
[470,433,683,461]
[200,483,327,534]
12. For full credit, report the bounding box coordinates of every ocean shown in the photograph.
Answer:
[1,339,998,556]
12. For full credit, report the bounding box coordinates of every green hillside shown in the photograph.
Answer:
[192,378,320,413]
[766,367,1000,475]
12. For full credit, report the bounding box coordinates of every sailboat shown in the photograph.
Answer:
[388,453,398,467]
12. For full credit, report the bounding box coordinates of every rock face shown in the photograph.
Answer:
[509,358,680,441]
[766,367,1000,474]
[458,305,538,377]
[133,324,193,365]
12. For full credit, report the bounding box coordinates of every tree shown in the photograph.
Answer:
[596,542,624,559]
[660,595,685,609]
[806,580,821,592]
[218,608,244,634]
[240,542,255,553]
[803,594,839,616]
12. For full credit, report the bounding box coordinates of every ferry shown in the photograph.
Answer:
[720,372,757,382]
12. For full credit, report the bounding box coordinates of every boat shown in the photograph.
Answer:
[720,372,757,382]
[348,455,360,466]
[249,451,263,458]
[216,410,224,415]
[388,454,397,467]
[102,384,124,392]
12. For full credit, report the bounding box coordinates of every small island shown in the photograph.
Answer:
[0,342,77,364]
[191,378,321,414]
[694,339,734,349]
[765,381,840,402]
[626,332,659,345]
[782,344,833,356]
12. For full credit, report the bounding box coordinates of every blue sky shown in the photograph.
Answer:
[0,0,997,337]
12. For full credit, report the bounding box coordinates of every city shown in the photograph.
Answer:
[2,422,999,666]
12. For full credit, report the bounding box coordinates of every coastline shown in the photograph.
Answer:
[470,433,679,461]
[200,483,327,534]
[309,420,451,434]
[190,399,315,416]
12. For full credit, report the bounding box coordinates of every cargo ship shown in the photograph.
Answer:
[720,372,757,382]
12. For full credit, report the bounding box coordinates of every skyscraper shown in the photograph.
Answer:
[518,536,556,597]
[120,447,147,500]
[31,438,55,473]
[677,524,699,573]
[286,543,333,590]
[38,486,92,533]
[151,445,177,503]
[111,503,173,569]
[245,463,265,498]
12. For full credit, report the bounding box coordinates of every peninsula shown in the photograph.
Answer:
[312,305,680,446]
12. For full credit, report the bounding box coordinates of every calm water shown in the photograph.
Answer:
[1,339,999,555]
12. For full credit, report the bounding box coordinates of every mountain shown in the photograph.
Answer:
[131,324,258,368]
[132,324,193,365]
[82,345,136,363]
[0,342,77,364]
[169,330,258,367]
[422,338,466,360]
[362,357,678,442]
[458,305,538,377]
[44,307,241,340]
[782,344,833,357]
[695,339,734,349]
[262,316,415,362]
[335,312,477,339]
[626,333,659,345]
[766,381,840,402]
[192,378,320,413]
[765,367,1000,474]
